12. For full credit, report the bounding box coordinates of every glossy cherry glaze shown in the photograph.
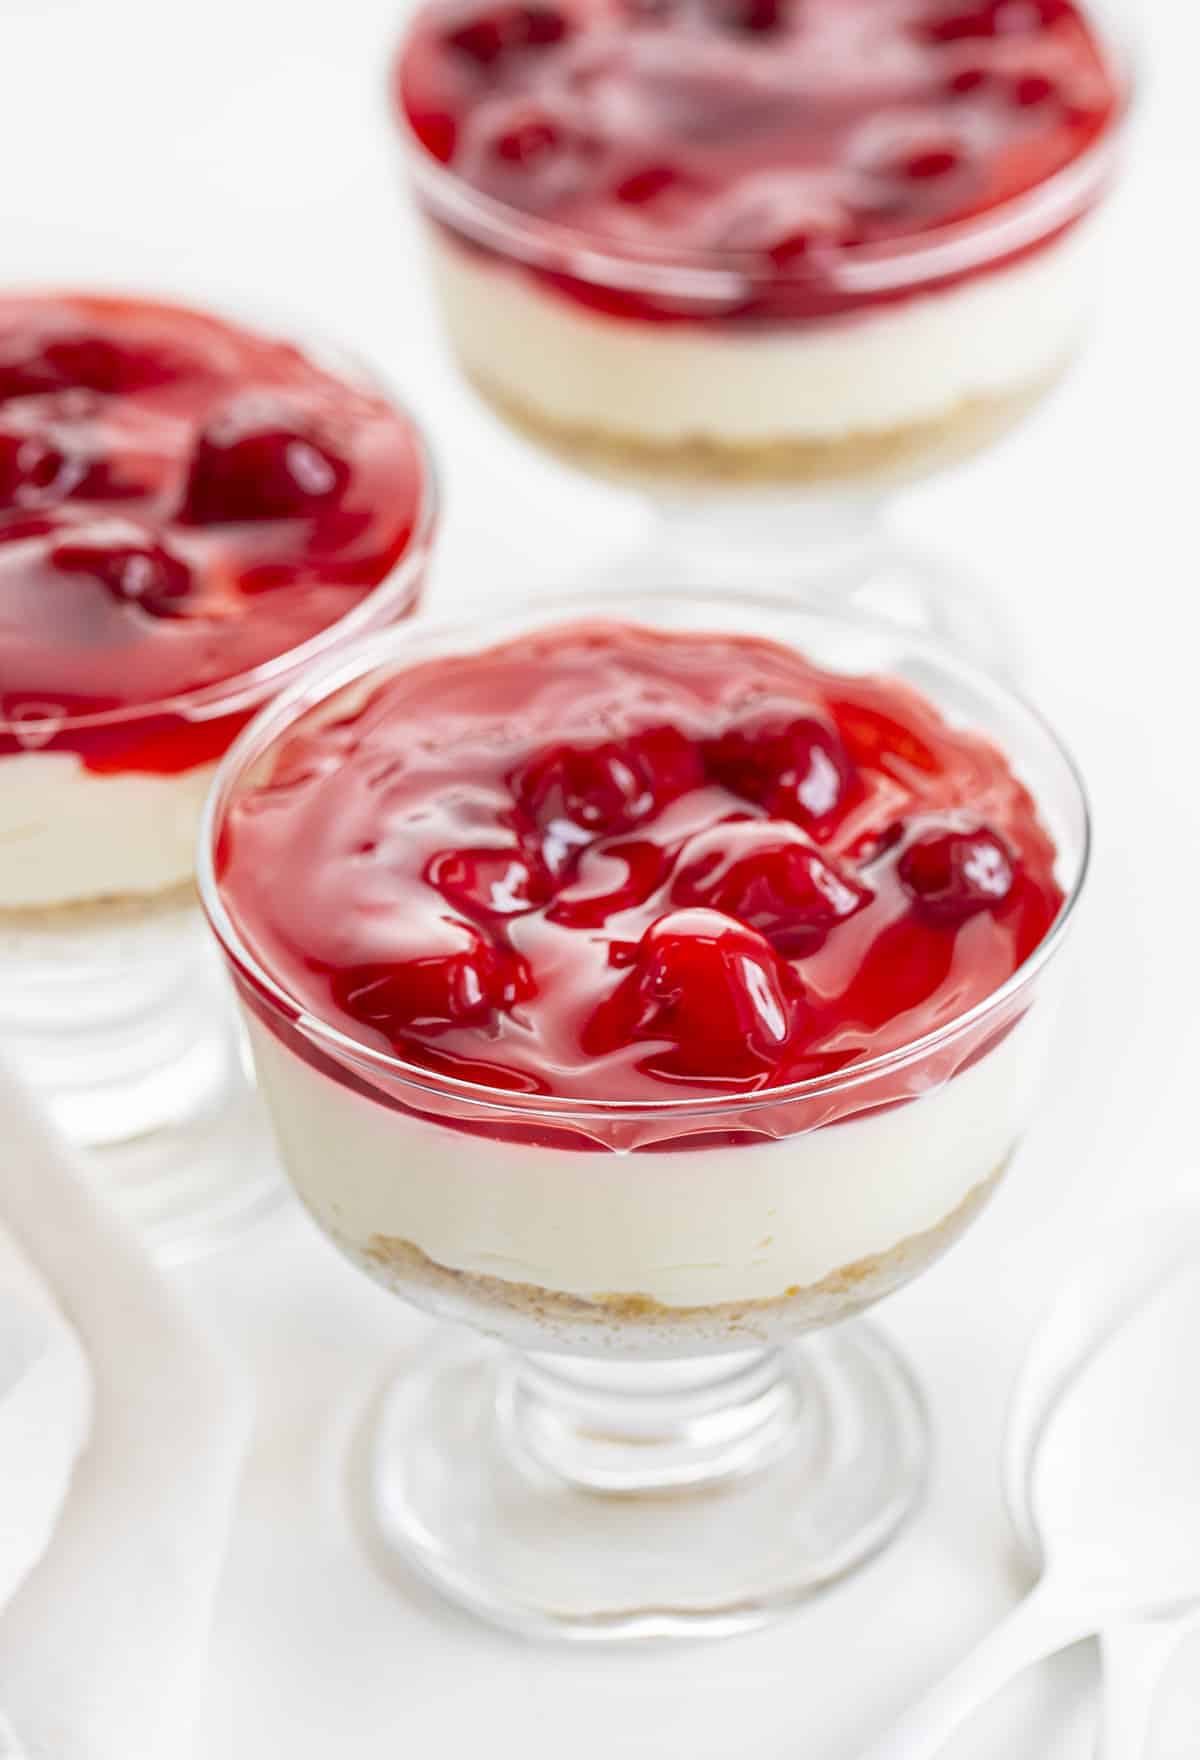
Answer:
[218,622,1063,1108]
[0,294,428,773]
[396,0,1121,324]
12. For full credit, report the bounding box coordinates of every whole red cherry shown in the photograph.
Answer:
[0,395,110,509]
[898,823,1015,923]
[180,395,350,524]
[332,920,531,1036]
[50,526,195,619]
[512,725,703,844]
[585,907,804,1080]
[443,4,568,66]
[672,820,870,954]
[0,426,69,508]
[426,845,550,918]
[705,705,856,834]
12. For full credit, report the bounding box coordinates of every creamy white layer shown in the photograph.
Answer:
[247,1001,1052,1310]
[429,224,1096,447]
[0,751,217,910]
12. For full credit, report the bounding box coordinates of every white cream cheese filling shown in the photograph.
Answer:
[248,999,1053,1311]
[0,750,217,910]
[429,222,1097,447]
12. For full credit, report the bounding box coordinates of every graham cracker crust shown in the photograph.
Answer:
[352,1162,1007,1349]
[0,879,197,941]
[466,365,1067,490]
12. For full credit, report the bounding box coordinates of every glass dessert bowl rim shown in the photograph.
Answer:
[389,0,1137,302]
[0,284,440,741]
[197,586,1091,1126]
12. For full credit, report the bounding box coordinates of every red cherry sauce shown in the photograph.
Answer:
[218,622,1064,1127]
[0,294,428,774]
[396,0,1120,325]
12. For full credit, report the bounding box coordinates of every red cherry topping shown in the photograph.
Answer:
[846,819,906,869]
[832,701,938,775]
[766,229,837,268]
[44,335,190,395]
[1012,71,1058,107]
[672,820,870,954]
[897,141,966,182]
[614,164,686,206]
[513,725,703,844]
[0,352,63,403]
[1000,0,1073,27]
[463,101,599,203]
[0,427,68,509]
[547,838,670,927]
[217,624,1066,1104]
[332,920,531,1036]
[0,329,197,402]
[445,13,506,59]
[947,65,991,96]
[0,293,426,765]
[712,181,861,265]
[514,739,653,839]
[923,0,1069,42]
[712,0,785,34]
[489,111,565,168]
[522,4,568,43]
[588,908,803,1080]
[0,394,116,510]
[898,823,1015,923]
[397,0,1117,326]
[705,706,855,833]
[922,8,992,41]
[634,724,708,799]
[444,3,567,65]
[181,396,350,525]
[49,526,195,619]
[426,845,549,917]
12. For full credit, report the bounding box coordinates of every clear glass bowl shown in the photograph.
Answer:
[390,3,1134,674]
[0,293,439,1257]
[199,589,1090,1637]
[391,0,1134,495]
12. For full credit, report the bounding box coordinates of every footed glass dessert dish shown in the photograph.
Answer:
[200,589,1089,1635]
[0,289,437,1254]
[390,0,1133,665]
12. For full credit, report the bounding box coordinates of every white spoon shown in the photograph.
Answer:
[856,1201,1200,1760]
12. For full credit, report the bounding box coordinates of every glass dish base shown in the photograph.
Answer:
[0,890,284,1258]
[559,498,1025,684]
[365,1321,927,1642]
[88,1074,284,1264]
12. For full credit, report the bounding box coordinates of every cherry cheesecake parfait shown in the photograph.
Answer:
[201,589,1088,1637]
[0,290,436,1250]
[392,0,1132,666]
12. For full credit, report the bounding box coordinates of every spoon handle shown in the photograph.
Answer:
[1096,1615,1200,1760]
[855,1584,1094,1760]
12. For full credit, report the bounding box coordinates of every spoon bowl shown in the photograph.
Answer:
[857,1191,1200,1760]
[1004,1196,1200,1574]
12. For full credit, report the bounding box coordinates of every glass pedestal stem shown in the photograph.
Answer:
[509,1348,803,1494]
[614,487,1026,680]
[645,486,885,597]
[367,1321,928,1641]
[0,900,282,1258]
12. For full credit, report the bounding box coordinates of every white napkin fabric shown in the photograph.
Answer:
[0,1056,252,1760]
[0,1226,92,1699]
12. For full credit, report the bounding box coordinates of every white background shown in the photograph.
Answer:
[3,0,1199,1753]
